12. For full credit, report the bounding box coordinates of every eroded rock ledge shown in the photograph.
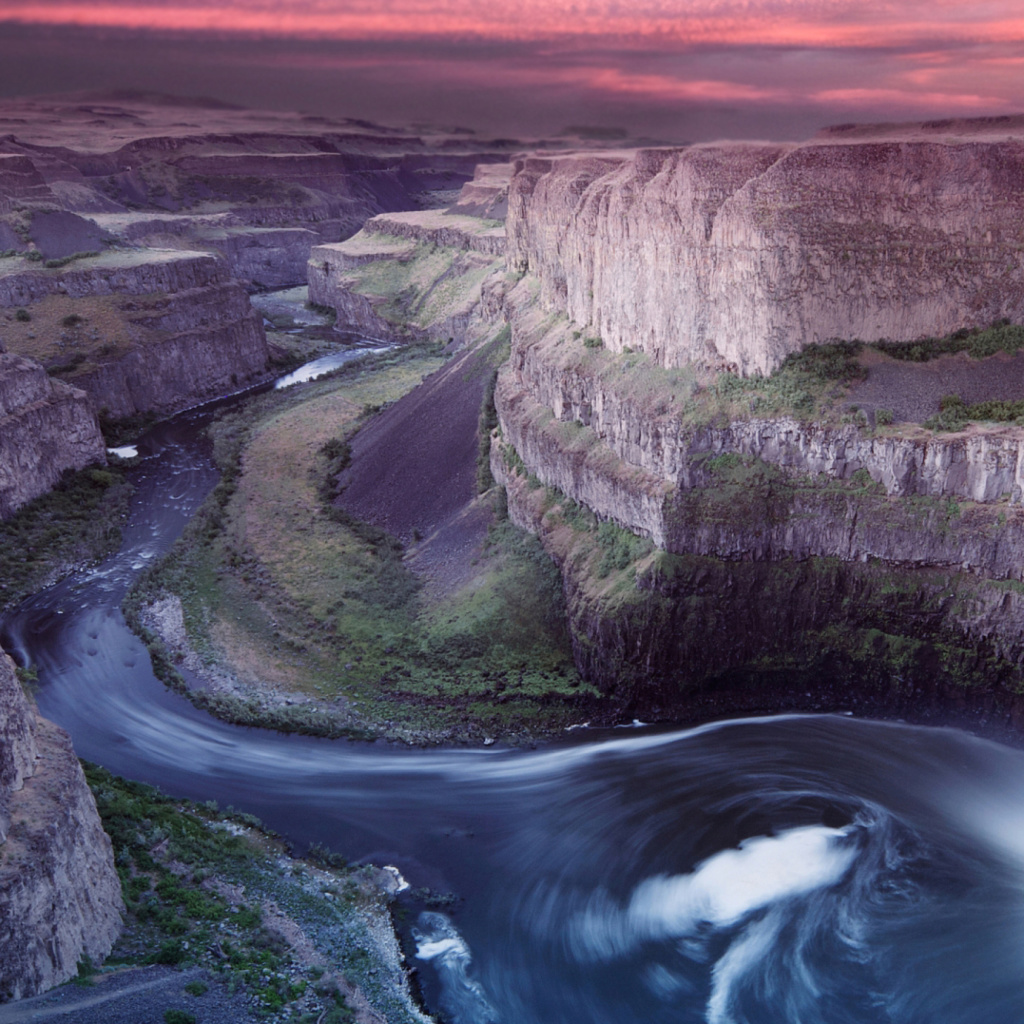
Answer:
[0,353,105,519]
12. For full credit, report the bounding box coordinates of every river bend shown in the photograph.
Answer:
[4,373,1024,1024]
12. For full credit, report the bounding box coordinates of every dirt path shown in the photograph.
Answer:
[0,966,257,1024]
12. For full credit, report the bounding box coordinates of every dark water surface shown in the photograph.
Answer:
[5,376,1024,1024]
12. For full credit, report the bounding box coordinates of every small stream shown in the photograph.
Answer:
[5,337,1024,1023]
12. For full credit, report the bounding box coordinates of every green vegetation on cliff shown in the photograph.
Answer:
[0,465,132,610]
[498,434,1024,723]
[85,764,424,1024]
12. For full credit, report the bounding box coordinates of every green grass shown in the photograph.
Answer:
[875,319,1024,362]
[0,465,133,610]
[124,341,591,742]
[710,340,865,419]
[925,393,1024,431]
[337,235,503,335]
[84,765,408,1023]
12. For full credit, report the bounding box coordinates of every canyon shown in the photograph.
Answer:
[309,114,1024,728]
[8,98,1024,1011]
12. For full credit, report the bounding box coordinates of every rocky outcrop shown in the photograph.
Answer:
[0,653,122,1000]
[507,126,1024,375]
[449,162,512,220]
[0,251,269,421]
[0,353,105,519]
[309,213,505,346]
[509,325,1024,505]
[493,378,1024,578]
[490,120,1024,715]
[363,210,505,256]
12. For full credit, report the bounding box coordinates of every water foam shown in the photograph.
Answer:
[413,912,499,1024]
[575,824,858,961]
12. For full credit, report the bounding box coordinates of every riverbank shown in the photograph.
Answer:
[123,339,596,745]
[8,765,430,1024]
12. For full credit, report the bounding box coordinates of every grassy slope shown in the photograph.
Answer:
[336,237,502,334]
[85,764,424,1024]
[129,346,591,743]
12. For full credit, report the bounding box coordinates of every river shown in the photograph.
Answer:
[4,366,1024,1024]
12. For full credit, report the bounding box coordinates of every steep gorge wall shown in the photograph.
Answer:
[0,653,122,1000]
[507,134,1024,375]
[0,252,268,420]
[0,353,105,519]
[492,124,1024,718]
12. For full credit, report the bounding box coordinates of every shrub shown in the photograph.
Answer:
[876,321,1024,362]
[14,308,30,322]
[875,408,894,425]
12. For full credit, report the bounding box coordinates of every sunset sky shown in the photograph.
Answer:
[0,1,1022,139]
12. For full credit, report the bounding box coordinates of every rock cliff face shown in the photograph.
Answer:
[507,127,1024,375]
[507,321,1024,507]
[489,119,1024,719]
[309,210,505,346]
[0,353,105,519]
[0,251,268,421]
[0,653,123,1000]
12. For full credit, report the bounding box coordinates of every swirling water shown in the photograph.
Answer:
[5,376,1024,1023]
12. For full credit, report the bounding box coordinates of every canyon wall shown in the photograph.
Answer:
[0,251,268,421]
[0,652,123,1000]
[309,210,506,346]
[490,119,1024,721]
[507,128,1024,375]
[0,353,105,519]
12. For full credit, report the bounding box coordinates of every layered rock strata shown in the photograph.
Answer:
[0,251,268,421]
[507,125,1024,375]
[0,653,122,1000]
[309,213,505,346]
[0,97,516,288]
[490,117,1024,716]
[0,353,105,519]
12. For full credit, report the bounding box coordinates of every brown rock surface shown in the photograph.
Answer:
[0,653,122,1000]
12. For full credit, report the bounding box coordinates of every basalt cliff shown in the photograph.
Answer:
[507,120,1024,376]
[483,118,1024,727]
[308,116,1022,730]
[0,652,122,1000]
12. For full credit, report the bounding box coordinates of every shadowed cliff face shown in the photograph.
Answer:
[0,353,105,519]
[507,132,1024,375]
[0,250,270,427]
[0,653,122,1000]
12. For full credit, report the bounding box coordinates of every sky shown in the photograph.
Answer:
[0,1,1022,140]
